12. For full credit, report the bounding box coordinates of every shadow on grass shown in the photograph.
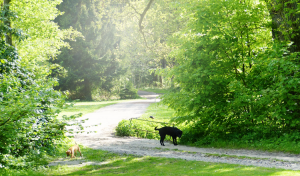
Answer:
[3,146,300,176]
[47,157,300,176]
[3,136,300,176]
[28,147,300,176]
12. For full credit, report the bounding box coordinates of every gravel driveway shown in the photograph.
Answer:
[59,91,300,170]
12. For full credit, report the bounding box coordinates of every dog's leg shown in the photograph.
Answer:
[171,136,177,145]
[160,134,165,146]
[78,147,82,157]
[173,136,178,145]
[172,136,175,145]
[71,148,75,158]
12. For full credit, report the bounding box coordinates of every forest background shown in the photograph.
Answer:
[1,0,300,169]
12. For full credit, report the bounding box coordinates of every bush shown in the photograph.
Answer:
[159,0,300,152]
[115,117,184,142]
[0,7,79,168]
[115,120,135,136]
[119,82,139,99]
[115,119,162,140]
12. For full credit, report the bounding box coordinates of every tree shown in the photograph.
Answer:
[0,0,80,168]
[117,0,185,88]
[52,0,124,100]
[266,0,300,52]
[3,0,12,45]
[161,0,300,144]
[10,0,80,78]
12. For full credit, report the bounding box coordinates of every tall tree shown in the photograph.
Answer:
[117,0,185,88]
[3,0,12,45]
[53,0,123,100]
[160,0,300,143]
[266,0,300,52]
[0,0,78,168]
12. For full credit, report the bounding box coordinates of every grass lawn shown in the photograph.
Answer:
[4,146,300,176]
[139,102,175,122]
[139,88,170,94]
[57,101,127,118]
[4,100,300,175]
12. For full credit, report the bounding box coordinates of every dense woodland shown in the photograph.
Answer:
[0,0,300,168]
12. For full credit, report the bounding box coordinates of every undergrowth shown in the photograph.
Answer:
[115,103,180,141]
[116,102,300,154]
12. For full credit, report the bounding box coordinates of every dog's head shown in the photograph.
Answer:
[173,127,183,138]
[66,149,71,156]
[177,130,183,138]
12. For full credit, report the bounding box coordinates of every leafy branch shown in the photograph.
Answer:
[127,0,155,50]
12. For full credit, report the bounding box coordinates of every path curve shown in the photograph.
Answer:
[70,91,300,170]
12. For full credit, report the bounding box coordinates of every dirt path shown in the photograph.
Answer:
[55,91,300,170]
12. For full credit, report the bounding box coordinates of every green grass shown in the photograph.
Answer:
[116,102,300,154]
[139,102,175,122]
[115,103,177,139]
[3,146,300,176]
[3,101,300,175]
[194,137,300,154]
[139,88,170,94]
[57,101,125,118]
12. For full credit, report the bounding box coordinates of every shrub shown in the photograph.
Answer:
[0,6,79,168]
[119,82,139,99]
[115,117,183,142]
[115,120,135,136]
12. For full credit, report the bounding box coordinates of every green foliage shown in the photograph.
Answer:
[115,120,135,136]
[115,101,300,153]
[117,0,185,89]
[160,0,300,147]
[115,103,176,140]
[265,0,300,52]
[0,3,80,169]
[52,0,124,100]
[119,82,139,99]
[10,0,80,75]
[186,129,300,154]
[140,88,170,94]
[119,88,138,99]
[116,118,165,139]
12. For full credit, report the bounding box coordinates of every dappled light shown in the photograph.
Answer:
[1,0,300,174]
[35,150,300,175]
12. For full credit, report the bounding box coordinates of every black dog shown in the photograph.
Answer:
[155,126,182,146]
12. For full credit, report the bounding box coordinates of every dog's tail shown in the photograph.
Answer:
[155,126,159,131]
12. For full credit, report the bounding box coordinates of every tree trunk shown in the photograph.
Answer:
[266,0,300,52]
[3,0,12,45]
[83,78,93,101]
[159,58,166,87]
